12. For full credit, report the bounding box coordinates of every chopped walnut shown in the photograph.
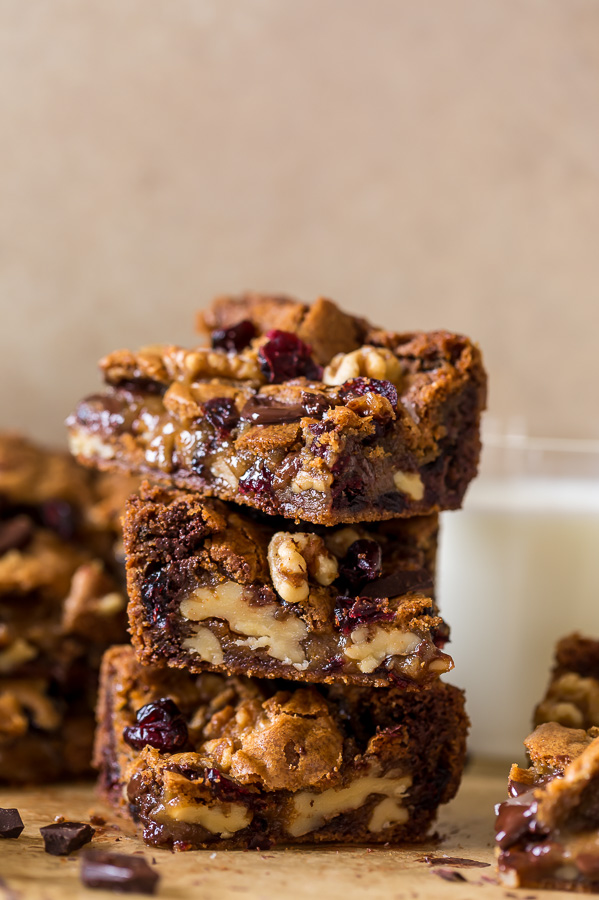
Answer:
[323,346,403,387]
[267,532,338,604]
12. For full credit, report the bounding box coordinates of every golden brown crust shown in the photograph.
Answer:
[197,293,371,366]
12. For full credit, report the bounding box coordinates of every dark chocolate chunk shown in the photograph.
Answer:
[0,808,24,839]
[359,567,433,599]
[432,868,467,882]
[240,391,332,425]
[495,791,541,850]
[80,850,159,894]
[0,516,34,556]
[40,821,95,855]
[240,397,307,425]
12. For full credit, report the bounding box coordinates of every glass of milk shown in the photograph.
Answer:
[439,420,599,760]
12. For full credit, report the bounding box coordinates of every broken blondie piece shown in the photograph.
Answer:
[496,721,599,891]
[67,294,486,526]
[535,633,599,731]
[124,483,451,687]
[96,646,468,849]
[0,433,132,782]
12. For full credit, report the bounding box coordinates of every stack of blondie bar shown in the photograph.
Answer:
[67,293,486,850]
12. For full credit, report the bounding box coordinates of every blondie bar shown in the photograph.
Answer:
[67,294,486,526]
[535,633,599,731]
[496,721,599,890]
[124,484,450,687]
[96,646,468,850]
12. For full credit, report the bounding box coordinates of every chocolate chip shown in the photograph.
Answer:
[80,850,159,894]
[0,808,24,839]
[40,821,95,855]
[432,868,467,882]
[0,517,34,556]
[359,567,433,599]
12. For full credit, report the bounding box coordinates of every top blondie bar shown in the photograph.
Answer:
[67,294,487,526]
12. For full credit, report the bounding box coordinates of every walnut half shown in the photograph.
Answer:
[267,532,339,604]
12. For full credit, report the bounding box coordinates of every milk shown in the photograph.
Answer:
[439,437,599,760]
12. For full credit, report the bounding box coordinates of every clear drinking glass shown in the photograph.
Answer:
[439,419,599,760]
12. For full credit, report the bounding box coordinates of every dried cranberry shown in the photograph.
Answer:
[258,330,323,384]
[41,500,77,540]
[140,564,184,625]
[123,699,188,752]
[321,656,345,674]
[339,377,398,409]
[203,398,239,437]
[205,767,250,801]
[334,596,394,634]
[238,462,273,499]
[330,455,367,511]
[339,539,382,590]
[386,671,412,689]
[308,420,336,458]
[211,319,257,353]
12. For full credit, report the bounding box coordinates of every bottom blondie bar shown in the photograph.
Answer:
[96,646,468,849]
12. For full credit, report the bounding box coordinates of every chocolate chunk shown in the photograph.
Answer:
[80,850,159,894]
[240,397,309,425]
[432,868,467,882]
[359,567,433,599]
[495,791,540,850]
[0,516,34,556]
[0,808,24,839]
[40,821,95,855]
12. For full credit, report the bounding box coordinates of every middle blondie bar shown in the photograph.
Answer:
[124,484,451,688]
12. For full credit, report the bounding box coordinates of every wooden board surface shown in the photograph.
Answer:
[0,763,573,899]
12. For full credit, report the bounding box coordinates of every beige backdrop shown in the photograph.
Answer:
[1,0,598,444]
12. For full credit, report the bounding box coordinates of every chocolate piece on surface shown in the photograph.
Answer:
[80,850,159,894]
[40,821,95,855]
[0,808,24,839]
